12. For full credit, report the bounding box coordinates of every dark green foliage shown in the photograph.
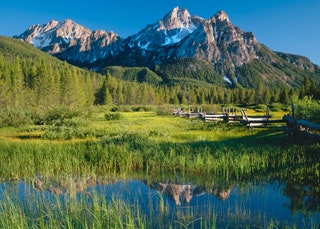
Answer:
[103,66,163,85]
[237,45,320,89]
[33,107,81,125]
[41,122,91,140]
[269,103,284,112]
[0,36,100,109]
[292,96,320,123]
[0,107,33,127]
[0,35,319,129]
[104,112,122,121]
[154,58,225,87]
[131,106,154,112]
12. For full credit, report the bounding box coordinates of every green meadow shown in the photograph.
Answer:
[0,106,319,228]
[0,107,308,179]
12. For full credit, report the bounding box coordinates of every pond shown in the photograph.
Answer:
[1,176,319,228]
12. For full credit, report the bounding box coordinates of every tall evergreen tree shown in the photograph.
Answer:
[10,57,24,106]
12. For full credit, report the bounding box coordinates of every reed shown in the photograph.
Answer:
[0,141,316,181]
[0,107,319,228]
[1,181,317,229]
[0,185,146,228]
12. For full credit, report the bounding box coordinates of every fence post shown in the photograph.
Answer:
[291,104,295,119]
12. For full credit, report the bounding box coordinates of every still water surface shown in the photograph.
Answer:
[1,177,319,228]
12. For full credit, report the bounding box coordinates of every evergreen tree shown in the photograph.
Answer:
[10,57,24,106]
[0,79,10,108]
[280,87,290,104]
[115,82,124,105]
[83,72,95,106]
[197,90,205,105]
[271,88,281,103]
[95,80,107,105]
[255,79,264,104]
[239,87,246,104]
[245,89,255,105]
[264,88,272,105]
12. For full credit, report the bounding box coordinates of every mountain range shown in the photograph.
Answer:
[14,7,320,88]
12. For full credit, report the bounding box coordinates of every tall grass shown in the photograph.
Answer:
[0,186,146,228]
[0,128,318,183]
[0,108,319,228]
[1,180,318,229]
[0,181,219,229]
[292,96,320,123]
[0,110,318,180]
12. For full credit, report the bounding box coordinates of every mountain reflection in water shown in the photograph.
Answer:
[149,182,231,205]
[1,177,319,228]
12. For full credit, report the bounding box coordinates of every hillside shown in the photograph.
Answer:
[235,44,320,88]
[0,36,232,111]
[0,36,101,110]
[103,66,163,86]
[14,7,320,89]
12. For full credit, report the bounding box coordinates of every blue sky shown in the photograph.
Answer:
[1,0,319,65]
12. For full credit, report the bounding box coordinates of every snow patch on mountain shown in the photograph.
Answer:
[128,7,204,50]
[32,34,52,48]
[15,7,261,81]
[224,75,233,85]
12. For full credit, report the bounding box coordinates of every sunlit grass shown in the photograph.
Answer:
[0,107,317,181]
[0,180,318,229]
[0,107,319,228]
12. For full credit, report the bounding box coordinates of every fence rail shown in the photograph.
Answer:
[172,105,320,141]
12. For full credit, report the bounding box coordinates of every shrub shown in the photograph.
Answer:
[155,109,171,116]
[292,96,320,123]
[41,118,93,140]
[115,106,133,112]
[131,106,154,112]
[104,112,122,121]
[269,103,282,112]
[0,108,33,127]
[33,107,81,125]
[254,104,268,112]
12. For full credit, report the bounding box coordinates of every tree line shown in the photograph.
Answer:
[1,54,319,111]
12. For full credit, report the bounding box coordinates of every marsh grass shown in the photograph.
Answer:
[0,110,319,182]
[0,185,146,228]
[1,180,318,229]
[0,181,219,229]
[0,107,319,228]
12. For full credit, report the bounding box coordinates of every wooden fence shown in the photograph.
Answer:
[173,105,320,141]
[283,115,320,139]
[172,105,320,140]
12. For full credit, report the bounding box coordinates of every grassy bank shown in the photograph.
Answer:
[0,109,319,228]
[0,110,318,181]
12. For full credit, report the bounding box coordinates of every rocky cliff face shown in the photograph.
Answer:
[127,7,204,51]
[163,10,259,80]
[15,7,319,87]
[121,8,260,82]
[15,7,258,69]
[169,10,258,64]
[14,19,124,63]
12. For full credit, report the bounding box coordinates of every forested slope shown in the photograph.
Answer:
[1,36,319,122]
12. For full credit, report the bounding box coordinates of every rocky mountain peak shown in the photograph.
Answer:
[54,19,91,40]
[160,7,194,30]
[14,7,318,89]
[14,19,92,51]
[215,10,230,23]
[15,19,123,62]
[42,20,59,31]
[127,7,204,51]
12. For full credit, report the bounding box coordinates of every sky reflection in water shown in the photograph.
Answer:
[0,178,319,228]
[90,179,319,228]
